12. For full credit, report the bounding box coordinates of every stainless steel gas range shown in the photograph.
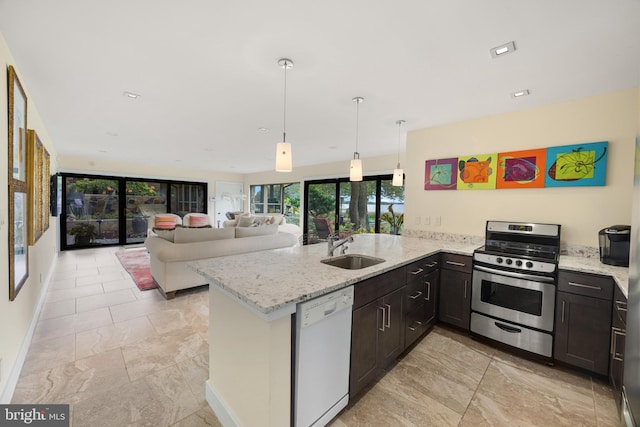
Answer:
[470,221,561,359]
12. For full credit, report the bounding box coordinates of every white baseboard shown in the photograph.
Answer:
[0,253,58,404]
[205,379,241,427]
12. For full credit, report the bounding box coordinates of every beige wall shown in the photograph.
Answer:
[404,88,639,248]
[0,33,59,401]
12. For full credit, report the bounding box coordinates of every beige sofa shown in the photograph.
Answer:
[223,213,301,238]
[144,224,298,299]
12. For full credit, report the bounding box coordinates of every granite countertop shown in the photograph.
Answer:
[189,233,630,321]
[189,234,479,321]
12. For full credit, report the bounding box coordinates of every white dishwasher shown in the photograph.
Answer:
[295,285,354,427]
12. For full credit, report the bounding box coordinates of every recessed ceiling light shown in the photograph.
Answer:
[512,89,530,98]
[258,127,270,132]
[98,149,108,153]
[123,91,141,99]
[490,41,516,58]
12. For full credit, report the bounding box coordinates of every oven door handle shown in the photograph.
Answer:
[473,264,555,283]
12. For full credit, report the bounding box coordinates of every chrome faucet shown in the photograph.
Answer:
[327,233,354,256]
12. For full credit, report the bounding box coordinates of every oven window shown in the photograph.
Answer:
[480,280,543,316]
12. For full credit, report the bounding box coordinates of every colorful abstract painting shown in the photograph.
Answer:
[497,148,546,189]
[544,141,608,187]
[424,157,457,190]
[456,153,497,190]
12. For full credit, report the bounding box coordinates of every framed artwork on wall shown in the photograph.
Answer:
[424,157,457,190]
[8,65,29,301]
[27,130,51,244]
[456,153,497,190]
[497,148,546,189]
[544,141,608,187]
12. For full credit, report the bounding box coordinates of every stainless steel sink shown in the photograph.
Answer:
[321,254,385,270]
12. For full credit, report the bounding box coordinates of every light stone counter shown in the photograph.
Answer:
[190,234,479,321]
[559,255,629,297]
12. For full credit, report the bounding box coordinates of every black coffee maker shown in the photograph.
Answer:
[599,225,631,267]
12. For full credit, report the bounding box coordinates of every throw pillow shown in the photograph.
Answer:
[153,228,175,242]
[154,214,178,229]
[174,226,235,244]
[237,215,255,227]
[270,213,284,225]
[184,213,210,228]
[235,223,278,238]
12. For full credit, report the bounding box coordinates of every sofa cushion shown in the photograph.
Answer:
[270,213,284,225]
[174,226,235,243]
[235,223,278,238]
[237,214,255,227]
[153,228,175,242]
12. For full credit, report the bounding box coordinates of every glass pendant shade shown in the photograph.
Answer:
[350,158,363,181]
[392,166,404,186]
[275,142,292,172]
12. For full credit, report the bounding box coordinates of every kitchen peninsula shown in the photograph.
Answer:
[189,233,629,427]
[189,234,478,426]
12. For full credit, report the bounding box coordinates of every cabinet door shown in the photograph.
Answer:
[610,286,627,405]
[379,286,405,367]
[423,269,439,330]
[554,291,612,376]
[350,300,381,398]
[439,269,471,330]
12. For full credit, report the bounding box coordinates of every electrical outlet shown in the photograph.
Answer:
[424,216,431,225]
[434,216,441,226]
[414,216,421,225]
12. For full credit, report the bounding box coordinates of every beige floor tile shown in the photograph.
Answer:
[75,316,158,359]
[20,334,76,376]
[147,304,208,336]
[46,284,104,303]
[39,298,76,320]
[171,405,223,427]
[592,378,622,426]
[121,329,208,381]
[32,307,113,343]
[76,288,137,312]
[102,277,136,293]
[177,352,209,405]
[109,293,168,323]
[76,271,126,287]
[12,348,130,405]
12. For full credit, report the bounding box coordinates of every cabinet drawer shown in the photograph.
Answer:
[441,253,472,274]
[405,279,425,312]
[405,254,439,281]
[353,267,405,309]
[558,270,613,300]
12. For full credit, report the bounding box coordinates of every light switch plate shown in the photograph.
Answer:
[434,216,441,226]
[424,216,431,225]
[414,216,421,225]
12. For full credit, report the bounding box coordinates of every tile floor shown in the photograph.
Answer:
[12,246,621,426]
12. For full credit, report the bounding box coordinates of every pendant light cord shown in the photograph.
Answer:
[283,62,288,143]
[397,121,401,164]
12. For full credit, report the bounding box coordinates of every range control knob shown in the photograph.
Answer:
[526,261,534,268]
[505,258,513,265]
[515,260,523,267]
[496,257,503,264]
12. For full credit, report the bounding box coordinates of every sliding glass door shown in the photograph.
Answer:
[61,173,206,250]
[303,174,404,244]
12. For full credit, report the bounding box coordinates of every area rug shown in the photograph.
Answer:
[116,249,156,291]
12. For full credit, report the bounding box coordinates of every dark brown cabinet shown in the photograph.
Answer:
[610,284,627,406]
[404,254,440,349]
[438,253,472,330]
[554,270,613,376]
[350,268,405,398]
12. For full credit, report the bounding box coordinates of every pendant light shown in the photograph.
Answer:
[392,120,405,186]
[350,97,364,181]
[275,58,293,172]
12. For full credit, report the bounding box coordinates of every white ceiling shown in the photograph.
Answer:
[1,0,639,174]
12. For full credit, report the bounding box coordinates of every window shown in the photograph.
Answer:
[250,182,300,226]
[304,175,404,244]
[61,173,207,249]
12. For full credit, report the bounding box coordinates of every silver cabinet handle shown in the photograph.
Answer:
[567,281,601,291]
[446,260,466,267]
[426,262,438,268]
[616,300,628,312]
[611,327,626,361]
[425,281,431,301]
[408,321,422,331]
[561,300,565,324]
[410,268,424,275]
[385,304,391,329]
[464,280,468,299]
[378,306,385,332]
[409,291,423,300]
